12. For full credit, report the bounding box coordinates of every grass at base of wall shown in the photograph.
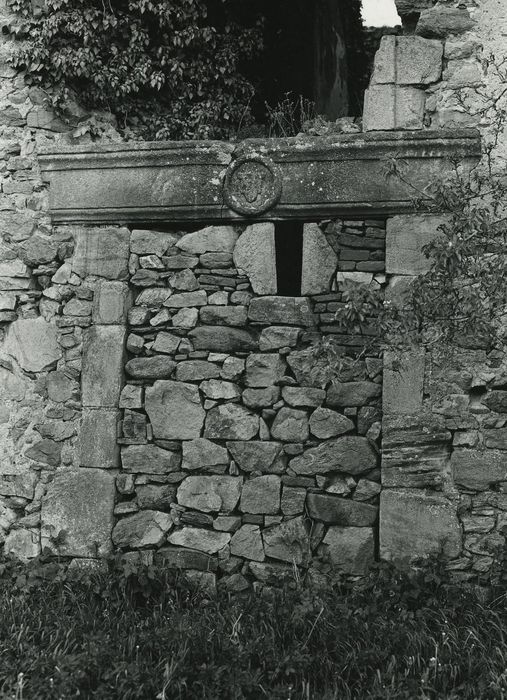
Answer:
[1,558,507,699]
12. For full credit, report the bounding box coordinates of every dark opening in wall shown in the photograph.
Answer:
[275,222,303,296]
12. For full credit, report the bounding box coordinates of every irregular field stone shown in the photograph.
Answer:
[25,439,61,467]
[326,381,381,407]
[233,223,277,295]
[200,306,247,326]
[271,408,309,442]
[42,470,115,557]
[204,404,258,440]
[249,296,315,327]
[309,407,354,439]
[483,391,507,413]
[154,546,218,572]
[259,326,300,351]
[200,379,240,400]
[164,290,207,308]
[176,226,239,254]
[245,353,287,387]
[0,472,36,500]
[152,331,181,354]
[371,35,443,85]
[121,444,181,474]
[46,371,76,403]
[306,493,377,525]
[290,436,378,476]
[168,527,230,554]
[125,355,175,380]
[240,475,281,515]
[82,325,125,407]
[262,516,310,565]
[4,528,40,561]
[242,386,280,409]
[227,441,285,473]
[452,449,507,491]
[73,227,130,280]
[282,387,325,408]
[380,489,461,561]
[131,230,178,257]
[80,408,119,469]
[112,510,172,549]
[145,380,205,440]
[321,527,374,575]
[172,307,198,329]
[175,360,220,382]
[301,223,338,295]
[230,524,265,562]
[177,475,242,513]
[281,487,307,515]
[182,439,229,472]
[189,326,258,352]
[3,318,61,372]
[136,484,176,511]
[383,350,425,416]
[416,7,475,38]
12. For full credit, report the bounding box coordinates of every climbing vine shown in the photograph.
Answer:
[7,0,263,140]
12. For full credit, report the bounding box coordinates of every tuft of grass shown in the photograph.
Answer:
[0,557,506,699]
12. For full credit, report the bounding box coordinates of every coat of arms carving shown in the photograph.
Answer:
[223,155,282,216]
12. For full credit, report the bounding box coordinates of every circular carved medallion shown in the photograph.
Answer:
[223,155,282,216]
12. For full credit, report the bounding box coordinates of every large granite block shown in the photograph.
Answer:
[81,325,126,407]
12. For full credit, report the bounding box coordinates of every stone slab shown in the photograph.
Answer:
[3,318,61,372]
[81,325,126,407]
[301,223,338,295]
[41,469,115,557]
[80,408,120,469]
[145,380,205,440]
[382,350,425,416]
[72,227,130,280]
[233,223,277,295]
[386,214,446,275]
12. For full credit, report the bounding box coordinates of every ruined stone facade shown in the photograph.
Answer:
[0,0,506,589]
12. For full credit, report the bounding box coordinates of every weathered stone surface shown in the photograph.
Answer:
[301,224,338,295]
[152,331,181,354]
[0,472,36,500]
[73,227,130,280]
[4,528,40,561]
[204,404,258,440]
[25,439,61,467]
[290,437,377,476]
[380,489,461,561]
[119,384,143,409]
[248,297,314,327]
[200,379,240,400]
[82,325,125,407]
[154,546,218,572]
[80,408,120,469]
[452,449,507,491]
[227,441,285,473]
[242,386,280,409]
[271,408,309,442]
[286,349,330,388]
[221,356,245,381]
[371,36,443,86]
[182,438,229,471]
[321,527,374,574]
[125,356,176,380]
[164,290,207,308]
[189,326,258,352]
[47,371,76,403]
[354,479,381,501]
[136,288,172,306]
[230,524,265,561]
[245,353,286,388]
[383,350,425,415]
[121,444,181,473]
[259,326,300,351]
[281,486,306,515]
[137,484,176,511]
[176,226,239,254]
[3,318,61,372]
[306,493,377,525]
[484,429,507,450]
[168,527,230,554]
[416,7,475,38]
[240,475,281,515]
[214,515,241,532]
[112,510,173,549]
[63,297,93,317]
[233,223,277,295]
[177,475,242,512]
[92,280,131,324]
[200,306,247,326]
[131,230,177,256]
[42,470,115,557]
[172,307,198,329]
[262,516,310,565]
[386,215,446,275]
[363,85,425,131]
[282,387,325,408]
[309,407,354,439]
[19,234,59,265]
[483,391,507,413]
[145,380,205,440]
[175,360,220,382]
[326,381,381,407]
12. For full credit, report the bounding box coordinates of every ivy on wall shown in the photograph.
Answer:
[8,0,263,140]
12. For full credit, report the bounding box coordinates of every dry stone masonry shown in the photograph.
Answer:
[0,0,506,587]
